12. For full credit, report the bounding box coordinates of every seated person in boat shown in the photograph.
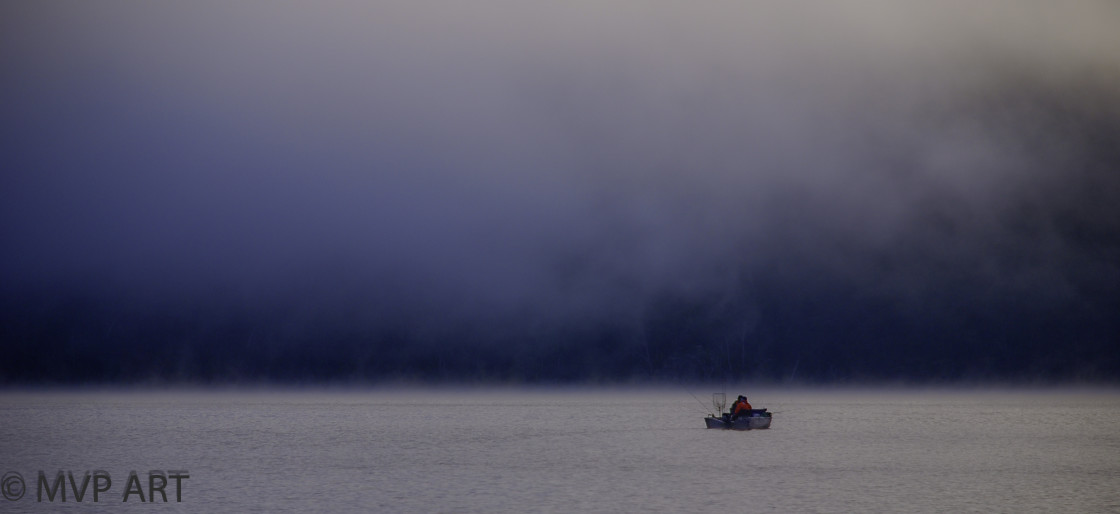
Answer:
[730,395,753,420]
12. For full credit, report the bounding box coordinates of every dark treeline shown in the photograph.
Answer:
[1,287,1115,385]
[3,223,1116,385]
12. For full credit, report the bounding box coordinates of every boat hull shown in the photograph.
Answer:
[705,411,772,430]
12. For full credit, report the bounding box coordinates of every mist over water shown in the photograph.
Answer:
[2,1,1119,383]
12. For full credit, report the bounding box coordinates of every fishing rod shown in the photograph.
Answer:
[686,391,716,416]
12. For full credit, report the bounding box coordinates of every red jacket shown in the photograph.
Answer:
[733,400,753,415]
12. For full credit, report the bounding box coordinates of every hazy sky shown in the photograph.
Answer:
[3,1,1119,331]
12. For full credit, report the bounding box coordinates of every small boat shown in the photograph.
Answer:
[702,393,772,430]
[704,410,772,430]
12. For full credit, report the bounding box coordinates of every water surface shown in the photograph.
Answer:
[1,389,1117,512]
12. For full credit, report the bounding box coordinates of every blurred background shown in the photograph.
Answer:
[2,1,1118,384]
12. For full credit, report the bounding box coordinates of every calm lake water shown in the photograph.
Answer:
[1,388,1118,513]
